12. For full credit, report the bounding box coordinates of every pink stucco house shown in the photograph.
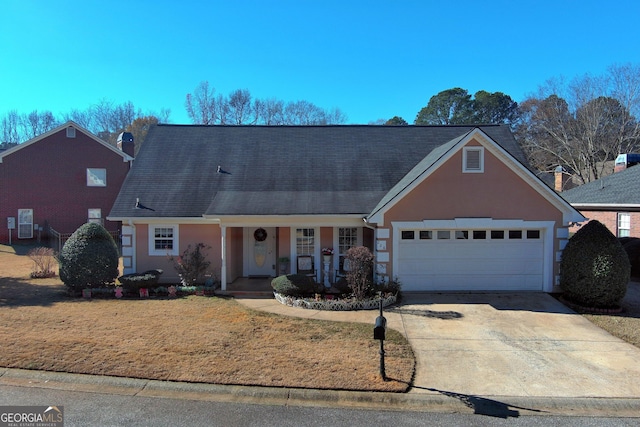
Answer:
[108,124,583,292]
[0,121,133,245]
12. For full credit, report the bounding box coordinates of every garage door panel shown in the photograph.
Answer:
[397,229,545,291]
[400,274,543,292]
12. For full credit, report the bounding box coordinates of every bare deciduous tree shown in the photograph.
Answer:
[254,98,285,125]
[228,89,254,124]
[184,82,347,125]
[185,81,218,125]
[62,108,95,131]
[516,64,640,184]
[1,110,21,145]
[21,110,58,139]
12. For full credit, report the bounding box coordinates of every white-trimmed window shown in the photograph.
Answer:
[296,228,315,255]
[149,225,179,256]
[66,126,76,138]
[88,208,103,225]
[618,213,631,237]
[87,168,107,187]
[18,209,33,239]
[338,227,358,256]
[463,146,484,173]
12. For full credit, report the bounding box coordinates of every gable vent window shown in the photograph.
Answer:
[463,147,484,173]
[66,126,76,138]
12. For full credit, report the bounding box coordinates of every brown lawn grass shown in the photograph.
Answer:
[0,244,414,392]
[581,280,640,348]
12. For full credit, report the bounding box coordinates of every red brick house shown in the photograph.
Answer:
[0,121,133,245]
[562,161,640,238]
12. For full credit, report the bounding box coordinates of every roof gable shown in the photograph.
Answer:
[367,128,584,225]
[0,121,133,163]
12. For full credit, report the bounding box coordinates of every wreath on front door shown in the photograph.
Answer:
[254,228,267,242]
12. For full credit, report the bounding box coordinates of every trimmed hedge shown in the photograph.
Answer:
[59,222,120,292]
[118,269,163,290]
[271,274,318,297]
[560,220,629,308]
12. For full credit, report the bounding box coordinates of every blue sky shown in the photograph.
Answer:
[1,0,639,125]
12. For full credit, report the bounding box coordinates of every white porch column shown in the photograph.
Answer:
[221,225,227,291]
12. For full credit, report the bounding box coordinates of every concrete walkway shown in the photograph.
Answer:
[236,288,640,400]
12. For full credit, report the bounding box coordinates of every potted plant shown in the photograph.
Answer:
[322,248,334,262]
[278,256,290,275]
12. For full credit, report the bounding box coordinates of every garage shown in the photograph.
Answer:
[396,225,547,292]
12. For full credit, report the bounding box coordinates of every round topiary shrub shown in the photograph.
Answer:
[560,220,630,308]
[271,274,318,297]
[59,222,120,292]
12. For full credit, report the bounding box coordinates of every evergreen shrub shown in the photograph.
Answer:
[560,220,629,308]
[271,274,317,296]
[58,223,119,292]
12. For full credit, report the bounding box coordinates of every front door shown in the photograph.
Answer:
[247,227,276,277]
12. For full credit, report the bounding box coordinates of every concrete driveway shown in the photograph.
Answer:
[238,286,640,399]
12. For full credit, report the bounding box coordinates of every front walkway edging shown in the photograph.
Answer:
[273,292,397,310]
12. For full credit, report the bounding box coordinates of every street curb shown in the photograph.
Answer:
[1,368,640,417]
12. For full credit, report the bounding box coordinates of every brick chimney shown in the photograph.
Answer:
[553,166,576,192]
[554,166,564,192]
[117,132,134,158]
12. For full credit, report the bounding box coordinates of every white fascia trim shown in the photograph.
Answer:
[210,214,366,227]
[570,203,640,210]
[392,218,555,230]
[107,217,216,224]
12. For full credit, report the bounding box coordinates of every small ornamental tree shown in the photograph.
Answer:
[560,220,630,308]
[27,246,57,278]
[58,223,119,292]
[345,246,374,300]
[168,243,211,285]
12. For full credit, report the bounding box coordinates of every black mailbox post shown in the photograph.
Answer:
[374,315,386,340]
[373,297,387,380]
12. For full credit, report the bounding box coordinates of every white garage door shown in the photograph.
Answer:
[397,228,544,291]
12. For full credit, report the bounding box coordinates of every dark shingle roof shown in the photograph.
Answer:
[561,165,640,205]
[109,124,525,218]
